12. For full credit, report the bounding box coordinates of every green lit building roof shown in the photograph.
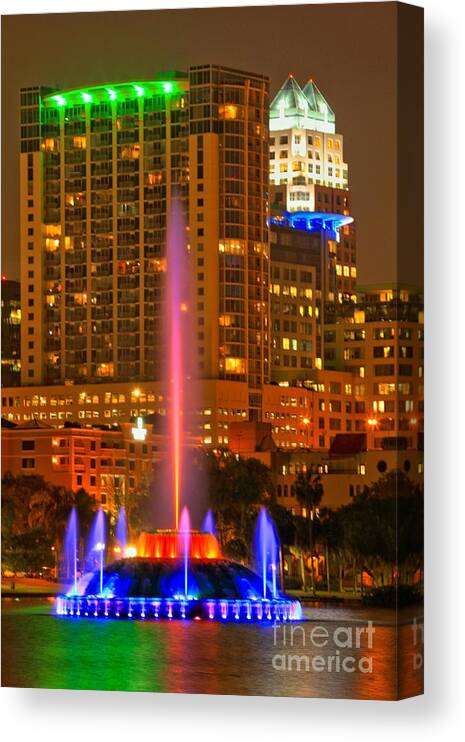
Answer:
[42,72,188,108]
[270,74,336,134]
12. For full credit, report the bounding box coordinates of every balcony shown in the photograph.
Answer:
[91,307,113,321]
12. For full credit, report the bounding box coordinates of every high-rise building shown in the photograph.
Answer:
[267,75,357,381]
[19,66,270,412]
[20,74,190,387]
[188,65,270,406]
[1,278,21,386]
[269,242,317,382]
[269,75,357,303]
[269,75,348,207]
[270,213,354,375]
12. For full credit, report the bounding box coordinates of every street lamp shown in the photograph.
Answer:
[51,546,58,579]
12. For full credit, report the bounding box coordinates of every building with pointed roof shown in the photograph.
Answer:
[269,75,348,205]
[270,74,336,134]
[268,75,357,380]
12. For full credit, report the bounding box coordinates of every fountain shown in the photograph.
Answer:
[254,508,280,600]
[85,509,106,593]
[115,506,127,556]
[202,509,216,537]
[57,501,301,622]
[62,506,79,595]
[178,507,191,599]
[56,201,301,623]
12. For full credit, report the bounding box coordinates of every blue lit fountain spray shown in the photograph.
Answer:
[86,508,106,595]
[253,508,280,599]
[63,506,79,595]
[115,506,128,555]
[202,509,216,537]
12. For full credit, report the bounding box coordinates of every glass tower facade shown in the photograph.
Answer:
[19,67,270,399]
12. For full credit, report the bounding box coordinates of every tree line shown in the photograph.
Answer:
[2,454,423,592]
[1,473,96,574]
[204,452,423,592]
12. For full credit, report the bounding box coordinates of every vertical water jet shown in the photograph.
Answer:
[62,506,79,595]
[202,509,216,536]
[115,506,127,555]
[179,507,191,598]
[253,508,280,599]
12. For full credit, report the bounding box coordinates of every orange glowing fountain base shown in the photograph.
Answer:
[137,530,222,560]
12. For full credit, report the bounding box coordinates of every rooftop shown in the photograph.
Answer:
[42,72,187,108]
[270,75,336,134]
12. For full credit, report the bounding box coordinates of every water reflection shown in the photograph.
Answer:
[2,599,423,699]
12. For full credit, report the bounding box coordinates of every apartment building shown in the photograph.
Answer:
[19,67,270,413]
[323,285,424,449]
[1,278,21,386]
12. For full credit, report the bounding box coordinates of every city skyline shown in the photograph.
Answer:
[2,3,422,285]
[4,52,423,459]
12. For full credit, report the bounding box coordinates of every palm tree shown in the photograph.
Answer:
[294,468,324,594]
[319,507,344,592]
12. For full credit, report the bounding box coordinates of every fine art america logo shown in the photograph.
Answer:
[271,621,375,674]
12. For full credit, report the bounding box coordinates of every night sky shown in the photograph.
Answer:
[1,2,416,284]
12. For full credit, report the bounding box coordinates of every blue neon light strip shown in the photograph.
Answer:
[56,595,302,622]
[270,211,353,237]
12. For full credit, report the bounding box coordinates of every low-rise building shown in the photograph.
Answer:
[1,418,162,510]
[228,421,423,510]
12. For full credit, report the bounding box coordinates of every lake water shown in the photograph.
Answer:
[1,598,423,699]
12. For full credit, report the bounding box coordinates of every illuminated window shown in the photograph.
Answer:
[121,144,140,159]
[380,291,393,302]
[96,362,114,378]
[73,136,86,149]
[147,172,162,185]
[225,357,245,374]
[218,240,244,255]
[42,138,56,152]
[45,237,60,252]
[218,104,239,120]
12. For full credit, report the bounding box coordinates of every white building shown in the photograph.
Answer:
[269,75,349,211]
